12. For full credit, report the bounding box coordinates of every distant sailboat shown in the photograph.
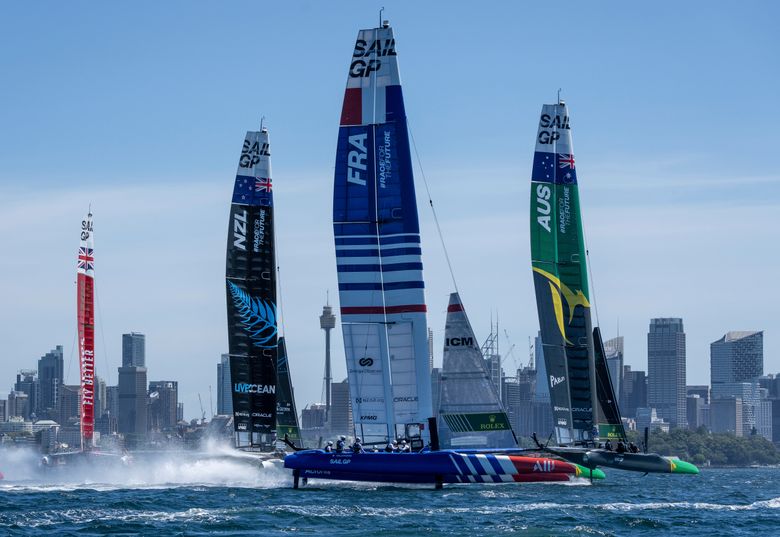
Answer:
[529,100,698,474]
[225,126,299,452]
[77,210,96,451]
[437,293,516,448]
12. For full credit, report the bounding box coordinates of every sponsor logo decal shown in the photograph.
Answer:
[360,415,378,420]
[377,129,392,189]
[234,383,276,394]
[240,139,269,168]
[550,375,565,388]
[554,406,570,412]
[349,38,396,78]
[355,397,384,404]
[253,209,266,252]
[80,217,93,241]
[358,357,374,367]
[393,396,418,403]
[533,460,556,472]
[330,457,351,465]
[537,113,570,145]
[445,337,474,347]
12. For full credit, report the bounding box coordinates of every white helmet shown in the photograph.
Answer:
[327,441,333,445]
[355,437,361,443]
[340,435,346,440]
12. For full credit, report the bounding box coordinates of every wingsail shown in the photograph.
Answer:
[333,22,432,444]
[225,129,277,445]
[530,101,597,445]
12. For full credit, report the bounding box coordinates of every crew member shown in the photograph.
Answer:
[616,441,627,454]
[336,435,346,453]
[385,442,394,453]
[604,439,613,451]
[628,442,640,453]
[352,437,364,453]
[324,441,333,452]
[400,440,411,453]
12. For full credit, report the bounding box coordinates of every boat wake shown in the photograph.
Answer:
[0,445,290,492]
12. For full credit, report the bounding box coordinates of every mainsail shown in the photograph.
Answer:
[529,101,597,446]
[225,128,277,446]
[437,293,516,448]
[275,336,301,445]
[77,211,96,450]
[333,21,432,444]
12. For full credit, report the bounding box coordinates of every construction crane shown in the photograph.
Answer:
[198,393,206,424]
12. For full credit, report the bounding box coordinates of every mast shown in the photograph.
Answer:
[529,101,598,446]
[77,210,95,451]
[225,127,277,448]
[333,21,432,444]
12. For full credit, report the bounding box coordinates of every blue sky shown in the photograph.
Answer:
[1,2,778,419]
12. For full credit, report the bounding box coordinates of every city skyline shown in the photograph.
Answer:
[1,3,779,420]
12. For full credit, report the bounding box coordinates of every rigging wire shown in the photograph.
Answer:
[407,122,459,296]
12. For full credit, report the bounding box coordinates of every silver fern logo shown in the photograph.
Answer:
[227,281,277,348]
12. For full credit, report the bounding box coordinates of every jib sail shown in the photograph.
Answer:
[77,210,95,450]
[275,337,301,444]
[437,293,516,448]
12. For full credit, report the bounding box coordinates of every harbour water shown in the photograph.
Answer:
[1,448,778,536]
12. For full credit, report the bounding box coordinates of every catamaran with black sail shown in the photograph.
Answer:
[225,126,300,456]
[528,100,698,475]
[283,21,602,487]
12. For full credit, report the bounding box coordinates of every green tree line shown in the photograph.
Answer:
[627,427,780,466]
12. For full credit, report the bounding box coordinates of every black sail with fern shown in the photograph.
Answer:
[226,128,277,444]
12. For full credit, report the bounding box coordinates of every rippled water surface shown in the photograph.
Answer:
[1,449,778,536]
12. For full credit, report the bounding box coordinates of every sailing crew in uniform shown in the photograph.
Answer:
[324,441,333,452]
[604,439,613,451]
[352,437,364,453]
[336,436,346,453]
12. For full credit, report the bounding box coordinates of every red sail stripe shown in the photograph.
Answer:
[447,303,464,312]
[341,304,427,315]
[340,88,362,126]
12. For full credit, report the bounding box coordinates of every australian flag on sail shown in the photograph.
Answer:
[532,152,578,185]
[232,175,273,207]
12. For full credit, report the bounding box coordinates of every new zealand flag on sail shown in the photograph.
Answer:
[232,175,273,207]
[532,153,579,185]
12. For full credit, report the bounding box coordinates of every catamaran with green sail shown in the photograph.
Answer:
[529,99,698,475]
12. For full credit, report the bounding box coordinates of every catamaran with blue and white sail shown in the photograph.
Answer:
[284,21,602,487]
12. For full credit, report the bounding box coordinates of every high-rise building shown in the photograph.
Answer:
[38,345,63,419]
[148,381,178,431]
[301,403,327,429]
[118,365,148,441]
[14,371,39,418]
[604,336,624,403]
[7,391,30,420]
[0,399,6,422]
[711,331,764,436]
[621,367,647,419]
[57,384,80,426]
[711,331,763,388]
[686,394,706,429]
[122,332,146,367]
[217,354,232,415]
[177,402,184,422]
[329,379,352,437]
[711,398,743,436]
[94,376,107,420]
[647,318,687,428]
[687,385,710,404]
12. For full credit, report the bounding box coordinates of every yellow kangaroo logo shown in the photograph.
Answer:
[533,267,590,344]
